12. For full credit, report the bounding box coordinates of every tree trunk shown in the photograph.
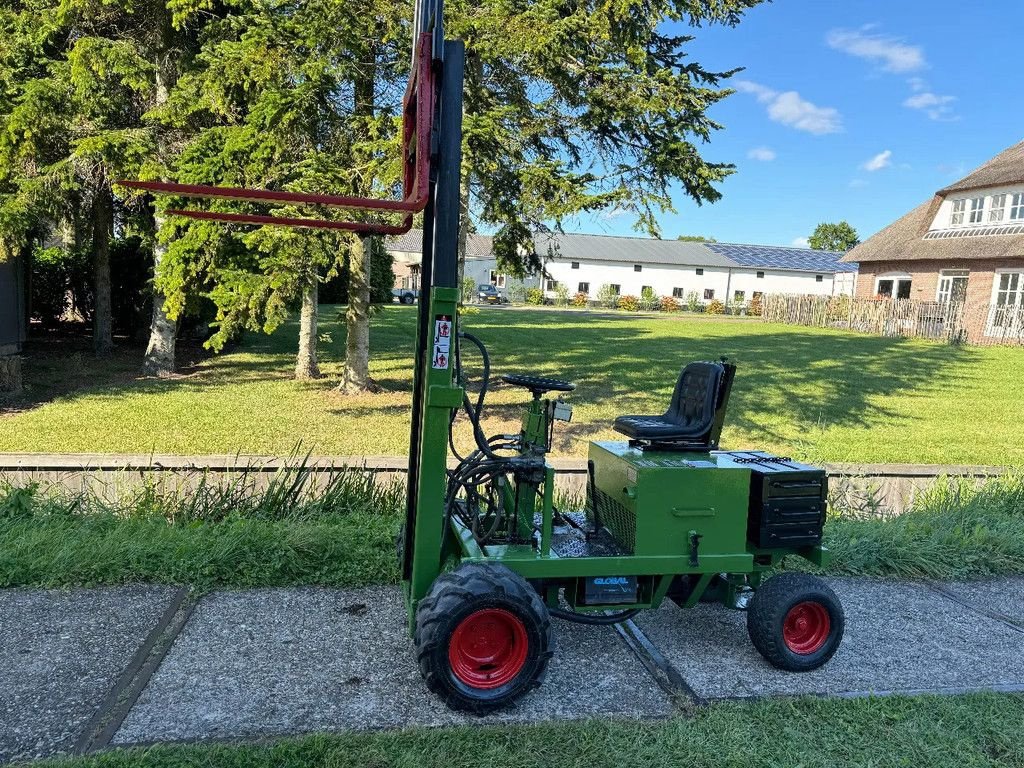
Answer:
[92,185,114,356]
[457,172,471,299]
[142,227,177,376]
[0,354,22,394]
[339,235,376,392]
[295,279,321,380]
[456,52,481,299]
[142,26,177,376]
[338,41,378,394]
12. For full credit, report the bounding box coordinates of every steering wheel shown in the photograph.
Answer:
[501,374,576,397]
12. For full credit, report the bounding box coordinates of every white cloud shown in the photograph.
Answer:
[908,76,927,92]
[826,28,926,73]
[903,91,958,120]
[747,146,776,162]
[791,237,810,248]
[734,80,842,135]
[849,178,869,188]
[862,150,892,172]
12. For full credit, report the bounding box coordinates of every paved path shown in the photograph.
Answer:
[3,577,1024,764]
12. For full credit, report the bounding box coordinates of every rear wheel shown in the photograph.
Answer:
[746,572,844,671]
[415,563,553,713]
[401,293,414,305]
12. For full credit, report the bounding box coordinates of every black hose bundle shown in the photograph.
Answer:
[549,607,641,625]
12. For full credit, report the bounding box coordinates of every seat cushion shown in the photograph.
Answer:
[612,362,722,441]
[613,414,698,440]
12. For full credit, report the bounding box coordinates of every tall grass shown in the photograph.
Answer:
[0,461,405,589]
[822,473,1024,579]
[1,468,1022,589]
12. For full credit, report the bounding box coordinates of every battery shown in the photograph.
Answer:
[583,575,638,604]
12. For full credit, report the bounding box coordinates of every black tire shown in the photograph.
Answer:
[746,572,844,672]
[415,562,554,713]
[401,294,414,305]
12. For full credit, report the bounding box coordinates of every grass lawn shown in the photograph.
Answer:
[40,693,1024,768]
[2,306,1022,465]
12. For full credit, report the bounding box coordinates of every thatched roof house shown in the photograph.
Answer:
[843,140,1024,341]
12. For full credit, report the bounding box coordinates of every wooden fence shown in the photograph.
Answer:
[762,295,1024,346]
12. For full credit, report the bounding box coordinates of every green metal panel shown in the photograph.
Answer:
[589,442,752,561]
[407,286,462,621]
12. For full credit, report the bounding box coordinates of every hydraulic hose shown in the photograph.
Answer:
[550,607,642,625]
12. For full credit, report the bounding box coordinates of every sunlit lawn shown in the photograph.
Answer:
[2,305,1022,465]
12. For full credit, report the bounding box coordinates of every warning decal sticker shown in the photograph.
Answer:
[432,315,452,369]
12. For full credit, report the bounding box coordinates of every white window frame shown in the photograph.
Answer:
[950,198,966,226]
[1011,193,1024,221]
[936,269,969,304]
[489,270,506,288]
[986,269,1024,337]
[874,272,912,300]
[968,196,985,224]
[989,194,1007,223]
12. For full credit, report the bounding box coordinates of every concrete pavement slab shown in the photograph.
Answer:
[634,577,1024,700]
[0,586,180,764]
[113,586,671,745]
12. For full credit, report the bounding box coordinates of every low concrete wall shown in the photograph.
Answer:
[0,454,1011,513]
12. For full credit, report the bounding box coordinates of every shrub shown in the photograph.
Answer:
[749,294,764,317]
[572,291,589,308]
[617,294,640,312]
[506,280,526,304]
[707,298,725,314]
[596,284,619,308]
[660,295,679,313]
[639,286,658,311]
[526,287,545,305]
[553,283,571,307]
[686,291,701,312]
[30,247,71,327]
[459,277,476,303]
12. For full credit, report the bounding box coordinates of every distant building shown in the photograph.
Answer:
[388,230,857,303]
[534,233,856,303]
[845,140,1024,340]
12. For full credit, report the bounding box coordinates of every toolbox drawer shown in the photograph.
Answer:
[746,463,827,550]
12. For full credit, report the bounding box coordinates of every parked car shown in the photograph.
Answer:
[477,284,506,304]
[392,288,419,305]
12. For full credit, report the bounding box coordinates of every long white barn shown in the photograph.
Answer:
[389,230,857,303]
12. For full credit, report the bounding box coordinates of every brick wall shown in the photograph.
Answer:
[854,258,1024,304]
[854,257,1024,342]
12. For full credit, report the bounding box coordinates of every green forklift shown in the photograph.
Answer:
[124,0,844,715]
[393,15,843,714]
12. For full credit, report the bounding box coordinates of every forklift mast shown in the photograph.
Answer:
[401,37,466,604]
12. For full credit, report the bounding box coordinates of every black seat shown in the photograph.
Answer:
[613,361,733,449]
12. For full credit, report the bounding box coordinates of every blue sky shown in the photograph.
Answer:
[573,0,1024,247]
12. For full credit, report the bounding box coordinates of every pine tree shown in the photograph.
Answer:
[447,0,763,274]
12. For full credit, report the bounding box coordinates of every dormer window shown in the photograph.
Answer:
[968,196,985,224]
[950,199,966,226]
[1012,193,1024,220]
[989,194,1007,223]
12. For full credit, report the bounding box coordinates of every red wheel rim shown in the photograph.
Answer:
[783,601,831,654]
[448,608,529,689]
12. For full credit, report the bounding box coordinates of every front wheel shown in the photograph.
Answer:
[415,563,553,713]
[746,572,844,672]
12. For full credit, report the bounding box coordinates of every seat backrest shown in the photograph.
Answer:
[664,361,724,434]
